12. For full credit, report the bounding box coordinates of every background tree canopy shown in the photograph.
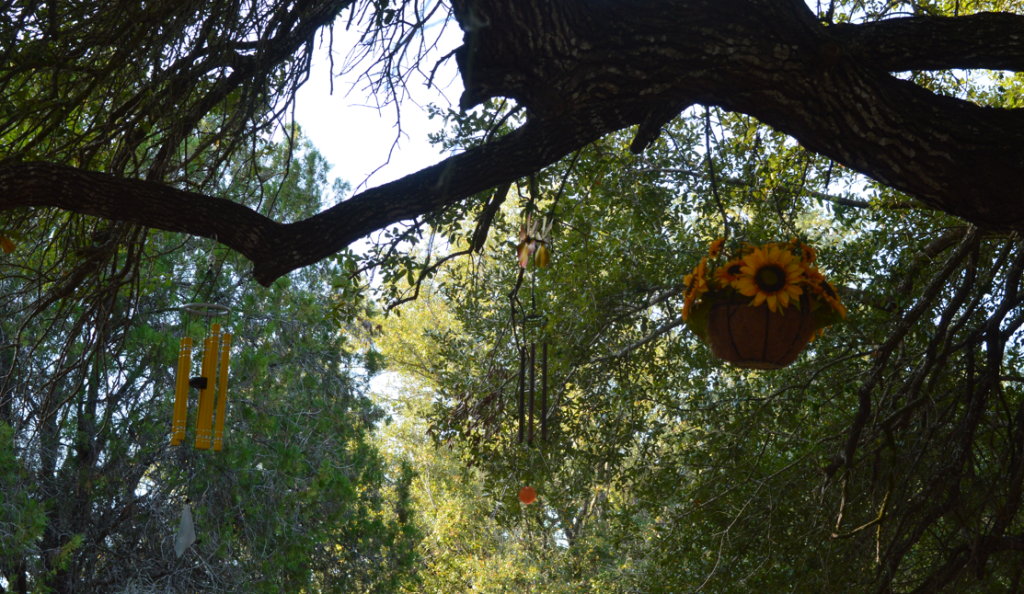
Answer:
[0,130,420,592]
[2,0,1024,592]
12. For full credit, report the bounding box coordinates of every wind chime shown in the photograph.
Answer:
[171,303,232,558]
[170,302,232,451]
[515,214,551,504]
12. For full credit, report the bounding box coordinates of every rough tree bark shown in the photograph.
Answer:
[2,0,1024,286]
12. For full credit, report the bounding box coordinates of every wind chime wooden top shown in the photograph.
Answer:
[171,303,232,451]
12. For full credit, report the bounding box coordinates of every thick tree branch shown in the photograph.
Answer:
[451,0,1024,231]
[830,13,1024,72]
[5,0,1024,288]
[0,106,637,286]
[0,161,282,272]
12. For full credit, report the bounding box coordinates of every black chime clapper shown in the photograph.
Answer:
[189,376,208,390]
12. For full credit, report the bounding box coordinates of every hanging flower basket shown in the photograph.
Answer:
[705,298,817,369]
[682,238,846,369]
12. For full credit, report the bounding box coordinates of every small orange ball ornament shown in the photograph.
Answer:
[519,486,537,505]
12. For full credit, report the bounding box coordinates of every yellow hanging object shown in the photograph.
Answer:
[195,324,220,450]
[535,243,550,268]
[171,337,193,445]
[212,333,231,451]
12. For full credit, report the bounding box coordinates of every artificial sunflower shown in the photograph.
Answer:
[803,264,826,285]
[799,242,817,264]
[680,237,847,368]
[708,238,725,259]
[734,246,805,313]
[809,278,848,318]
[682,257,709,320]
[713,258,744,287]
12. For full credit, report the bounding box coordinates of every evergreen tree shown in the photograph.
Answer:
[0,131,419,592]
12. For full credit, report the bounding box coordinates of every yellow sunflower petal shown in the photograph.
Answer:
[708,238,724,259]
[735,278,757,296]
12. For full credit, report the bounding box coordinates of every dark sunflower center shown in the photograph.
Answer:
[727,264,742,276]
[754,265,787,293]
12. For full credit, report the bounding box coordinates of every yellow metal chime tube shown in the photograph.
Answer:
[212,333,231,451]
[171,337,192,446]
[169,304,233,451]
[195,324,221,450]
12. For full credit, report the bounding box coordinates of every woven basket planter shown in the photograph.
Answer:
[706,300,816,369]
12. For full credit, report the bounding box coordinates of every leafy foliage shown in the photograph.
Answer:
[380,86,1024,591]
[4,0,1024,592]
[0,131,419,592]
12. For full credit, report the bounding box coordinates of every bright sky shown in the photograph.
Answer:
[293,24,464,197]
